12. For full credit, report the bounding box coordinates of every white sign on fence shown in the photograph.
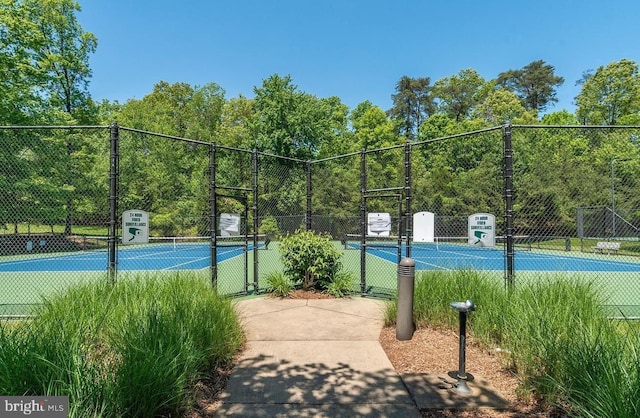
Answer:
[468,213,495,247]
[413,211,435,242]
[368,213,391,236]
[122,210,149,244]
[220,213,241,237]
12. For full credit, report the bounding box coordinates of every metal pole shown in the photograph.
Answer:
[108,122,119,282]
[397,194,402,263]
[396,258,415,340]
[458,310,468,380]
[503,124,515,291]
[210,144,218,290]
[360,150,367,295]
[244,197,249,293]
[611,159,616,237]
[449,300,475,395]
[404,142,412,258]
[253,150,259,293]
[306,160,312,231]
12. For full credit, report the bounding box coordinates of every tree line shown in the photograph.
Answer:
[1,0,639,238]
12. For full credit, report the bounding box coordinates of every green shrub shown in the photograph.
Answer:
[324,270,355,298]
[265,271,293,297]
[279,229,342,290]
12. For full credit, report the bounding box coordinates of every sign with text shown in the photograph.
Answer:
[122,210,149,244]
[468,213,495,247]
[1,396,68,417]
[367,213,391,236]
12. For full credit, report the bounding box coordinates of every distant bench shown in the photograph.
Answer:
[593,241,621,255]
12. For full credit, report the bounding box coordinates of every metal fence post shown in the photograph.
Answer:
[396,257,415,340]
[253,150,259,293]
[306,160,312,231]
[108,122,119,282]
[210,144,217,290]
[503,124,515,290]
[360,150,367,295]
[404,142,412,258]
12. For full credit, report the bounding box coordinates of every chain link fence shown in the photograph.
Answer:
[254,152,307,292]
[1,124,639,315]
[510,126,640,316]
[0,126,110,315]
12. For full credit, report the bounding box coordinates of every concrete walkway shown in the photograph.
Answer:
[214,297,508,417]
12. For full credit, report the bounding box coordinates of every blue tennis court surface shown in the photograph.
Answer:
[353,242,640,272]
[0,243,252,272]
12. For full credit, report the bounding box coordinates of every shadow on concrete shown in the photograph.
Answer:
[215,351,421,417]
[215,298,509,416]
[402,372,509,411]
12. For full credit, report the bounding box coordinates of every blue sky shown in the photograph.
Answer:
[77,0,640,114]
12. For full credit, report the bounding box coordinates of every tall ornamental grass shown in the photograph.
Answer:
[0,272,243,418]
[385,270,640,417]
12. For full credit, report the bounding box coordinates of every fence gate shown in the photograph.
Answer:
[211,146,260,295]
[356,145,409,296]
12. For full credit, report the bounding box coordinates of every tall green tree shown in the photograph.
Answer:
[215,95,254,148]
[24,0,97,120]
[0,0,50,123]
[540,110,579,126]
[316,96,350,158]
[497,60,564,115]
[0,0,98,234]
[117,81,225,139]
[351,102,400,150]
[114,81,226,235]
[184,82,226,141]
[33,0,97,233]
[250,74,339,161]
[473,89,531,125]
[575,58,640,125]
[433,69,485,122]
[250,74,342,220]
[387,76,436,140]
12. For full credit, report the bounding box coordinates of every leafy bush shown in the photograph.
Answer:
[265,271,293,297]
[279,229,343,290]
[324,270,355,298]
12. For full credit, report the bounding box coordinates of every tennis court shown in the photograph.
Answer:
[5,236,639,278]
[0,240,250,273]
[0,237,264,313]
[3,234,639,314]
[344,237,640,316]
[0,244,238,272]
[347,239,640,272]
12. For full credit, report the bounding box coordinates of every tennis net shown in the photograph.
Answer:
[81,234,268,252]
[343,234,510,252]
